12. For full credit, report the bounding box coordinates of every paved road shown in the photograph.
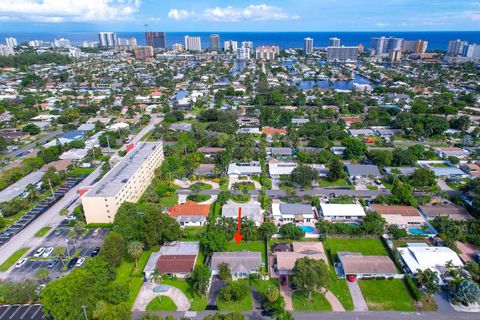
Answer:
[2,130,63,159]
[0,166,102,271]
[131,115,162,145]
[132,310,478,320]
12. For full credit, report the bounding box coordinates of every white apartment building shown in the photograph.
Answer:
[185,36,202,51]
[327,46,358,62]
[5,37,17,48]
[304,38,313,54]
[242,41,254,49]
[81,142,164,223]
[224,40,238,52]
[236,47,251,60]
[98,32,117,48]
[256,46,280,60]
[0,45,14,56]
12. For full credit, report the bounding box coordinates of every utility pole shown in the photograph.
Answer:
[48,179,55,199]
[106,136,111,153]
[81,305,88,320]
[65,239,71,259]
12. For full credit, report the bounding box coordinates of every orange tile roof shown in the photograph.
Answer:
[169,201,210,217]
[262,127,287,135]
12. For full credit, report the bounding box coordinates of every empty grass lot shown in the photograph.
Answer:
[146,296,177,311]
[317,178,350,187]
[324,238,389,261]
[0,248,30,271]
[161,278,208,311]
[358,279,416,311]
[292,290,332,311]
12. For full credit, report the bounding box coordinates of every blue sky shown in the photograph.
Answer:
[0,0,479,32]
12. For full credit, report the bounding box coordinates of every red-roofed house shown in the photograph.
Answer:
[169,201,210,226]
[262,127,287,136]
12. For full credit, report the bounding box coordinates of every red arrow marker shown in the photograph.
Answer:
[234,207,243,245]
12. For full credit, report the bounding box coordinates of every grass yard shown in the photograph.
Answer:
[329,278,354,311]
[113,247,159,307]
[34,226,52,237]
[159,195,178,208]
[0,248,29,271]
[217,279,253,312]
[161,278,208,311]
[249,278,279,296]
[186,194,211,202]
[182,226,205,241]
[209,202,221,223]
[68,167,95,176]
[224,240,266,267]
[358,279,416,311]
[292,290,332,311]
[189,182,213,191]
[146,296,177,311]
[325,238,389,261]
[317,178,349,187]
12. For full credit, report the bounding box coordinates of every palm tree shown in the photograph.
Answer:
[25,184,39,204]
[54,246,66,266]
[128,241,144,268]
[35,268,49,283]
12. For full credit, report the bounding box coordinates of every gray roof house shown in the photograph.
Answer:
[345,164,381,178]
[266,147,293,157]
[272,203,317,222]
[222,200,262,226]
[170,123,192,132]
[210,251,262,279]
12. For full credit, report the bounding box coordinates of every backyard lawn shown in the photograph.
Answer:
[325,238,389,260]
[159,195,178,208]
[0,247,29,271]
[161,278,208,311]
[358,279,416,311]
[182,226,205,241]
[146,296,177,311]
[292,290,332,311]
[189,182,212,191]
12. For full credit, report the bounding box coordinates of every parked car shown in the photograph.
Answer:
[42,247,54,258]
[15,258,27,268]
[92,229,100,237]
[280,275,288,286]
[35,284,46,295]
[54,228,63,236]
[33,247,46,258]
[91,247,100,257]
[67,257,78,269]
[261,310,274,317]
[66,214,77,221]
[76,258,85,267]
[47,258,59,269]
[347,275,357,282]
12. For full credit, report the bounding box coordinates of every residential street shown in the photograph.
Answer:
[1,129,63,158]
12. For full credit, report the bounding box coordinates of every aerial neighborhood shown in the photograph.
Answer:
[0,29,480,320]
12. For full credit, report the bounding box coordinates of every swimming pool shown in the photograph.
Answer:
[299,226,315,233]
[408,228,430,235]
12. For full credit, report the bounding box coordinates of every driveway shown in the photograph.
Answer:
[133,282,190,312]
[279,284,293,311]
[434,290,456,313]
[208,277,226,307]
[325,290,345,312]
[347,281,368,311]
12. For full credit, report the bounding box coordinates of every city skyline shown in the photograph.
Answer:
[0,0,479,32]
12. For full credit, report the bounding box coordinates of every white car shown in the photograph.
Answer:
[75,258,85,267]
[42,247,54,258]
[33,247,46,258]
[15,258,27,268]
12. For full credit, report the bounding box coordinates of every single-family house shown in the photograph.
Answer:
[227,161,262,178]
[419,204,473,221]
[170,123,192,132]
[222,200,262,226]
[434,147,470,160]
[143,242,199,278]
[272,203,317,223]
[398,245,463,277]
[371,204,426,228]
[461,163,480,177]
[168,201,210,226]
[197,147,226,157]
[338,252,399,279]
[320,203,366,221]
[345,164,381,178]
[274,242,327,275]
[266,147,293,157]
[210,251,262,279]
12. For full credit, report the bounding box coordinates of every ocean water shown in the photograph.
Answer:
[1,31,479,50]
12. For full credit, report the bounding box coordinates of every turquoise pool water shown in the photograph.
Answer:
[409,228,430,235]
[299,226,315,232]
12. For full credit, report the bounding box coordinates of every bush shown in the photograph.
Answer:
[405,275,422,301]
[219,281,249,302]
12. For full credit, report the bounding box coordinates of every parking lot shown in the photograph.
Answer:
[8,224,109,282]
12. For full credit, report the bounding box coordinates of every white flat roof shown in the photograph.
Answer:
[398,246,463,273]
[320,203,366,217]
[84,142,161,198]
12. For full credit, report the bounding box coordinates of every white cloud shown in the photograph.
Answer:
[168,4,299,22]
[375,22,389,27]
[168,9,193,21]
[0,0,141,23]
